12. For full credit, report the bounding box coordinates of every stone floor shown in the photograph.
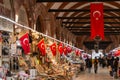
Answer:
[73,67,120,80]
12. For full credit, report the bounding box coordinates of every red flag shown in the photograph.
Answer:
[58,43,63,55]
[50,43,56,56]
[90,3,104,40]
[37,39,46,56]
[67,46,72,53]
[75,49,81,56]
[114,50,120,57]
[63,47,67,55]
[19,33,30,54]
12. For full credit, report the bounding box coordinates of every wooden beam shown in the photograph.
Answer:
[69,28,120,30]
[49,9,120,12]
[56,17,120,19]
[72,32,120,35]
[62,22,120,24]
[65,26,120,28]
[36,0,120,2]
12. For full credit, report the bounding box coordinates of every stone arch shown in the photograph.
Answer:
[55,27,60,40]
[17,5,28,26]
[61,30,64,42]
[34,3,49,34]
[0,0,13,32]
[2,0,12,18]
[14,5,29,38]
[36,15,43,33]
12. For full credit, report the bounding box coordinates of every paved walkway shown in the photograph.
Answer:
[73,67,120,80]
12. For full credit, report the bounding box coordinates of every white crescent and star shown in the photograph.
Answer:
[52,45,55,51]
[59,45,62,50]
[64,48,66,52]
[93,10,101,20]
[23,38,29,45]
[41,43,45,50]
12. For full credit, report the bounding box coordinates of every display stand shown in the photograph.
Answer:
[0,16,84,80]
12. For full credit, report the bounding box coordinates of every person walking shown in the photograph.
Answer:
[85,57,92,73]
[109,56,114,77]
[94,57,98,74]
[113,57,119,79]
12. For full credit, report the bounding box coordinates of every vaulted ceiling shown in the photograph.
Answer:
[36,0,120,51]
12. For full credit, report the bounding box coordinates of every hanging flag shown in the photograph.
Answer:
[50,43,56,56]
[67,46,72,53]
[90,3,104,40]
[63,46,67,55]
[114,50,120,57]
[75,49,81,56]
[58,43,63,55]
[37,38,46,56]
[19,33,30,54]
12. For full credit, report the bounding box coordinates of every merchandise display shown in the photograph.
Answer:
[0,30,83,80]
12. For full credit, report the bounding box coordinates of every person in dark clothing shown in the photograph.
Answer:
[113,57,119,78]
[110,57,115,69]
[109,56,114,77]
[98,57,102,67]
[106,57,111,67]
[85,57,92,73]
[94,57,98,74]
[102,57,107,68]
[98,55,103,67]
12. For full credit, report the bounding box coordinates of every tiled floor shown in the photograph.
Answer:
[73,67,120,80]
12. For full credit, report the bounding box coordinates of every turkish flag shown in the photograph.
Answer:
[90,3,104,40]
[58,43,63,55]
[67,46,72,53]
[50,43,56,56]
[114,50,120,57]
[19,33,30,54]
[75,49,81,56]
[37,39,46,56]
[63,47,67,55]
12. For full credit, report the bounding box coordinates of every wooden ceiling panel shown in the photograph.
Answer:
[36,1,120,50]
[55,2,70,16]
[46,2,55,9]
[36,0,120,2]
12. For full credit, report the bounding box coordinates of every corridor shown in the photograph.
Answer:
[74,67,120,80]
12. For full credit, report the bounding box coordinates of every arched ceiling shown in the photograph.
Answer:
[36,0,120,50]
